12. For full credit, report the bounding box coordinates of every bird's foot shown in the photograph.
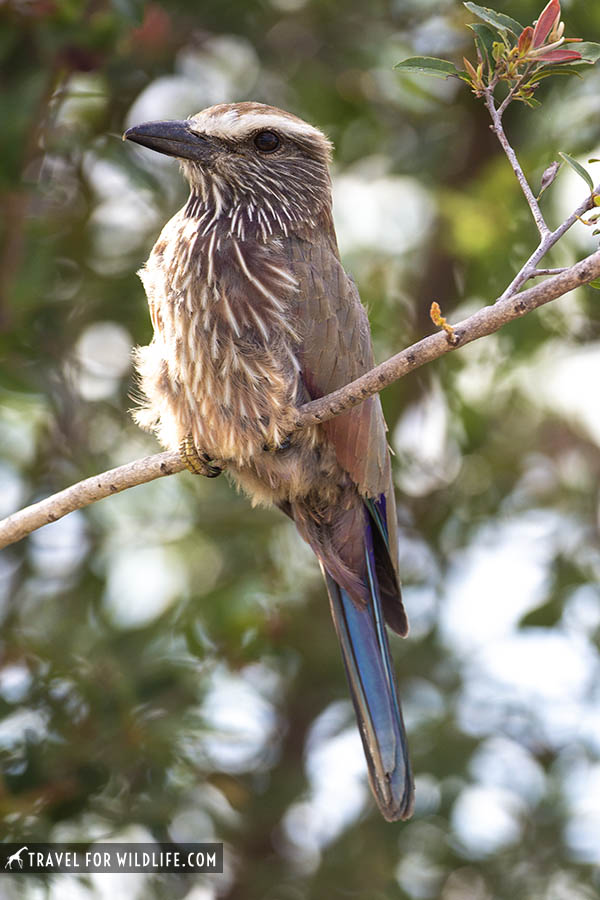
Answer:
[179,434,223,477]
[263,434,292,453]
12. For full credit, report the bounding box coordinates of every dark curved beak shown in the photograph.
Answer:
[123,120,210,161]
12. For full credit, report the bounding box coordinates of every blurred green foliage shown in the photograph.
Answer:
[2,1,600,898]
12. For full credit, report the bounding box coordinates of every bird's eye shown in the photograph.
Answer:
[254,131,280,153]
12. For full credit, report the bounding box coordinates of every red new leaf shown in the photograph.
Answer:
[536,48,582,62]
[518,26,534,54]
[532,0,561,48]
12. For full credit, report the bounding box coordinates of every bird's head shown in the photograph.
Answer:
[124,102,333,239]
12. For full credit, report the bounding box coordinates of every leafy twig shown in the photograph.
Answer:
[497,65,535,117]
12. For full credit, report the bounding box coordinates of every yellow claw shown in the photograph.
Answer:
[179,435,223,477]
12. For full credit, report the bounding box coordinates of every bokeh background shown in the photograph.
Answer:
[2,0,600,897]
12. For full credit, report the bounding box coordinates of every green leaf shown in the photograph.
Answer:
[467,22,500,69]
[588,278,600,289]
[528,66,584,83]
[558,152,594,192]
[571,42,600,64]
[589,159,600,164]
[394,57,465,80]
[463,3,523,37]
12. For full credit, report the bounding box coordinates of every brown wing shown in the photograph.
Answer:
[283,230,399,573]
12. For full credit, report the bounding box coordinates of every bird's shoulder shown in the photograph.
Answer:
[283,231,374,391]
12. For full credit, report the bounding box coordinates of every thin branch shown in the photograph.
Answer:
[2,248,600,551]
[499,185,598,300]
[529,267,568,278]
[485,90,551,240]
[0,452,185,549]
[496,66,535,118]
[484,82,599,303]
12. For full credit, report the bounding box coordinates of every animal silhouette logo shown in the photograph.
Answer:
[4,846,28,870]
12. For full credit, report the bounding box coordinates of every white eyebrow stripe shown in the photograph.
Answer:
[189,111,329,144]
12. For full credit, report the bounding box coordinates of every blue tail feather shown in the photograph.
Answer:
[365,495,388,545]
[324,511,413,821]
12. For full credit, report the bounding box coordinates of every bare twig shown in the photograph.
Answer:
[2,248,600,551]
[485,90,550,239]
[499,186,598,300]
[528,267,568,278]
[0,453,185,548]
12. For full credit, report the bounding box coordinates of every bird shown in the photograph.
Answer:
[124,102,414,821]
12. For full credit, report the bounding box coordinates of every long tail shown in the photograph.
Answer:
[323,512,414,821]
